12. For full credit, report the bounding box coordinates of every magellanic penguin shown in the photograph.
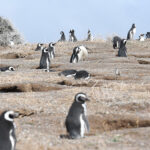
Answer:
[127,23,136,40]
[65,93,90,139]
[0,110,19,150]
[86,30,93,41]
[35,43,44,51]
[118,39,127,57]
[48,42,56,59]
[58,31,66,42]
[74,70,90,80]
[69,29,77,42]
[139,34,145,41]
[58,69,77,77]
[146,32,150,39]
[0,66,15,72]
[39,47,50,71]
[70,46,88,63]
[112,36,122,49]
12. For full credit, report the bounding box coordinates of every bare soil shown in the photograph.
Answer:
[0,40,150,150]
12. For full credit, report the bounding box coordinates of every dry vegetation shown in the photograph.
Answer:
[0,39,150,150]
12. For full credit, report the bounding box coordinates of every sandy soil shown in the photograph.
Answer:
[0,39,150,150]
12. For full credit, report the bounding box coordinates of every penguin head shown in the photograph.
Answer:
[9,66,15,71]
[49,42,56,48]
[121,39,127,46]
[1,111,19,122]
[35,43,44,51]
[88,30,91,34]
[60,31,64,35]
[43,47,49,53]
[75,93,90,104]
[132,24,136,28]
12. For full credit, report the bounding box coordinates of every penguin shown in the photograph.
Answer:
[74,70,90,80]
[65,92,90,139]
[70,46,88,63]
[127,24,136,40]
[0,66,15,72]
[69,29,77,42]
[39,47,50,71]
[35,43,44,51]
[58,69,77,77]
[139,34,145,41]
[118,39,127,57]
[146,32,150,39]
[112,36,122,49]
[0,110,19,150]
[86,30,93,41]
[58,31,66,42]
[48,42,56,59]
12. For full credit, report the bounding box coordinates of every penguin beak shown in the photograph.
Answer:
[53,43,56,46]
[85,98,90,101]
[12,112,19,118]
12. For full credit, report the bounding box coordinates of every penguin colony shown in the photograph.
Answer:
[1,24,149,148]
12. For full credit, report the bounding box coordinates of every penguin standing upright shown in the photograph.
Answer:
[0,110,19,150]
[59,31,66,42]
[65,93,90,139]
[118,39,127,57]
[48,42,56,59]
[39,47,50,71]
[69,29,77,42]
[127,24,136,40]
[86,30,93,41]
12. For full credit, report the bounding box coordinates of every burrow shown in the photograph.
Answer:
[88,115,150,135]
[0,83,62,93]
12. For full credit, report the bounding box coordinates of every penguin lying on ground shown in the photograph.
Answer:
[0,66,15,72]
[58,69,90,79]
[0,110,19,150]
[70,46,88,63]
[58,69,77,77]
[65,92,90,139]
[74,70,90,80]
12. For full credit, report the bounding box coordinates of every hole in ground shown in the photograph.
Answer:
[138,60,150,64]
[0,53,32,59]
[0,83,62,93]
[89,115,150,135]
[57,80,102,87]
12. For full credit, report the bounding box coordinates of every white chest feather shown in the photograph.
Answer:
[80,114,85,137]
[82,103,87,115]
[9,129,15,150]
[132,28,136,35]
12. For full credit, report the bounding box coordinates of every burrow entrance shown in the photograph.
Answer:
[0,83,62,93]
[88,115,150,135]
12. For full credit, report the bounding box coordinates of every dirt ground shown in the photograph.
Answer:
[0,39,150,150]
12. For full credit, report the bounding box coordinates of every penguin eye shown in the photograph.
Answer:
[9,114,14,119]
[78,96,85,103]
